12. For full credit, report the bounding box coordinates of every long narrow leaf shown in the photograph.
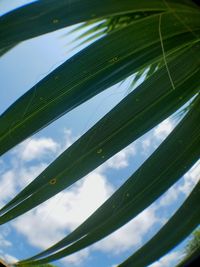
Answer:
[18,95,200,263]
[117,182,200,267]
[1,11,200,156]
[0,44,199,224]
[0,0,197,49]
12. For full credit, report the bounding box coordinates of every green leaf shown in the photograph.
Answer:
[0,0,197,49]
[71,11,158,46]
[117,182,200,267]
[0,44,200,224]
[1,11,200,156]
[17,96,200,265]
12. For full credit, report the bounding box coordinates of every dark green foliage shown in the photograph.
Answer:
[0,1,199,266]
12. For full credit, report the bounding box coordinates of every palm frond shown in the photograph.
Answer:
[0,1,200,266]
[1,42,199,223]
[1,0,197,49]
[118,182,200,267]
[1,9,200,155]
[16,94,200,265]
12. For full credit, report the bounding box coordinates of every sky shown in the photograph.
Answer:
[0,1,199,267]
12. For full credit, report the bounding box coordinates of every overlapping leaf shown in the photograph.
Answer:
[1,1,200,266]
[69,11,157,47]
[16,94,200,265]
[0,0,197,49]
[118,182,200,267]
[1,10,200,156]
[0,43,200,224]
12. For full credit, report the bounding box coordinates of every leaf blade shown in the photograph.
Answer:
[118,183,200,267]
[0,44,200,223]
[0,0,197,49]
[18,96,200,264]
[1,11,200,155]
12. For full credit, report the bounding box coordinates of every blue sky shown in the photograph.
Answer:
[0,1,199,267]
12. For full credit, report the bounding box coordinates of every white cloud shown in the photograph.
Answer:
[104,144,136,170]
[15,137,59,161]
[179,161,200,196]
[12,171,113,254]
[97,144,136,174]
[0,159,6,174]
[0,163,48,208]
[153,119,174,141]
[0,133,70,207]
[0,130,74,205]
[0,227,14,264]
[0,170,16,206]
[61,249,89,266]
[159,186,179,207]
[141,138,152,152]
[62,128,78,151]
[0,253,18,264]
[0,127,178,266]
[158,161,200,208]
[12,186,161,264]
[149,251,181,267]
[0,233,12,248]
[140,118,174,156]
[93,207,159,254]
[6,138,142,265]
[17,163,48,187]
[11,170,113,264]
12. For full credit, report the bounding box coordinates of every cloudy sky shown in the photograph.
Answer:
[0,1,199,267]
